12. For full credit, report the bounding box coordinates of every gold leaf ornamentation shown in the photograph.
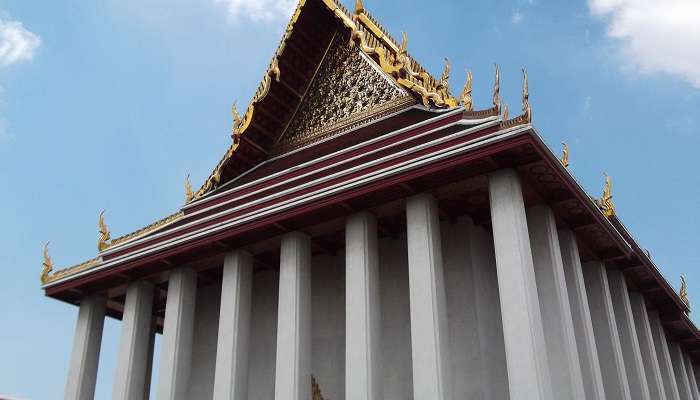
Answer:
[41,242,53,284]
[595,174,615,217]
[561,142,569,168]
[461,70,474,111]
[98,210,111,252]
[185,174,194,204]
[521,68,531,123]
[681,275,690,310]
[493,63,501,112]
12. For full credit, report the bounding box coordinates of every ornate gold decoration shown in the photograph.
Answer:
[561,142,570,168]
[98,210,111,252]
[460,70,473,111]
[41,242,53,284]
[354,0,364,14]
[595,174,615,218]
[493,63,501,111]
[185,174,194,204]
[312,376,325,400]
[521,68,531,123]
[680,275,690,309]
[500,68,534,129]
[277,32,413,153]
[502,104,509,121]
[349,12,456,109]
[42,257,100,286]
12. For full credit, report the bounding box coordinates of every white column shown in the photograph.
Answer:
[558,229,606,400]
[143,322,156,400]
[684,353,700,400]
[345,212,382,400]
[695,360,700,395]
[275,232,312,400]
[113,281,155,400]
[156,268,198,400]
[629,292,667,399]
[582,261,631,400]
[213,250,254,400]
[607,268,651,400]
[405,193,453,400]
[488,169,553,400]
[668,339,693,399]
[64,294,107,400]
[526,206,585,399]
[649,309,681,400]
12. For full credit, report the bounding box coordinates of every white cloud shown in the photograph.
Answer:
[0,17,40,66]
[511,11,523,24]
[589,0,700,88]
[214,0,296,23]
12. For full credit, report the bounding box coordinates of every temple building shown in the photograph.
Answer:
[41,1,700,399]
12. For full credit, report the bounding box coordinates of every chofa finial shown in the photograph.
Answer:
[354,0,364,15]
[680,275,690,310]
[400,32,408,55]
[522,68,531,123]
[185,173,194,204]
[41,242,53,284]
[502,104,509,121]
[98,210,111,252]
[461,70,473,111]
[439,58,451,88]
[561,142,570,168]
[493,63,501,111]
[596,174,615,217]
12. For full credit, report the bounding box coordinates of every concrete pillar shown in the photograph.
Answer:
[275,232,312,400]
[405,193,452,400]
[488,169,553,400]
[345,212,382,400]
[113,281,155,400]
[526,206,585,399]
[558,229,606,400]
[629,292,667,399]
[695,360,700,396]
[213,251,253,400]
[582,261,631,400]
[607,269,651,400]
[156,268,198,400]
[64,294,107,400]
[684,353,700,400]
[649,309,681,400]
[669,339,693,399]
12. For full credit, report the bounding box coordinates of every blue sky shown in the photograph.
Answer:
[0,0,698,398]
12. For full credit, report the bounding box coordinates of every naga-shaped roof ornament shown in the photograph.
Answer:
[595,174,615,217]
[521,68,531,123]
[41,242,53,284]
[98,210,111,252]
[680,275,690,310]
[493,63,501,112]
[460,70,474,111]
[231,102,243,142]
[561,142,570,168]
[185,173,194,204]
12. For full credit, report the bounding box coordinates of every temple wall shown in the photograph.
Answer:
[247,268,279,400]
[187,283,221,399]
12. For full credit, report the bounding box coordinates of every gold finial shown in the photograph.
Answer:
[354,0,364,14]
[98,210,111,252]
[231,102,242,131]
[185,173,194,204]
[561,142,570,168]
[522,68,531,123]
[493,63,501,111]
[269,58,281,82]
[439,58,451,88]
[502,104,509,121]
[400,32,408,55]
[461,70,474,111]
[680,275,690,309]
[41,242,53,284]
[312,376,325,400]
[596,173,615,217]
